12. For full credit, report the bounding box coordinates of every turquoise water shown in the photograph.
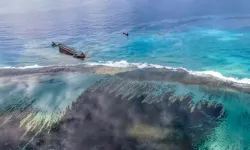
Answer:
[2,17,250,78]
[1,1,250,78]
[1,0,250,149]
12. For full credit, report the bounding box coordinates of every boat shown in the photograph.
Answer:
[51,42,85,59]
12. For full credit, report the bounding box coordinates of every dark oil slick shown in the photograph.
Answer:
[0,67,227,150]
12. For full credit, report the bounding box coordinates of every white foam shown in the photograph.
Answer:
[193,70,250,84]
[1,64,43,69]
[1,60,250,85]
[86,60,250,85]
[86,60,166,69]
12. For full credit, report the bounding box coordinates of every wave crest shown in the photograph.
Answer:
[1,60,250,94]
[87,60,250,84]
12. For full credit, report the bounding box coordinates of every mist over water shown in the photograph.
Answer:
[0,67,249,149]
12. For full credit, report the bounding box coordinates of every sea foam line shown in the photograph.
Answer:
[1,64,43,69]
[1,60,250,85]
[86,60,250,85]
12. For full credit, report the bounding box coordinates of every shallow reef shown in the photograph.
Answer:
[0,74,225,150]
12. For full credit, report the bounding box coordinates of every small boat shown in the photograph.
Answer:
[51,42,85,59]
[122,32,129,36]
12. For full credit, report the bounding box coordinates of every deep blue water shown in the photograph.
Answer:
[1,0,250,78]
[2,0,250,149]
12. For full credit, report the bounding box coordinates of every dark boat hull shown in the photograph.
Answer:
[59,47,72,55]
[53,42,85,59]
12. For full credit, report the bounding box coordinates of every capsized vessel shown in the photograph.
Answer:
[52,42,85,59]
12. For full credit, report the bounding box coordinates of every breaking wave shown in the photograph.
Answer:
[86,60,250,84]
[1,64,43,69]
[1,60,250,94]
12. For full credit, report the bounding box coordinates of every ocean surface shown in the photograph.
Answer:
[1,0,250,79]
[1,0,250,149]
